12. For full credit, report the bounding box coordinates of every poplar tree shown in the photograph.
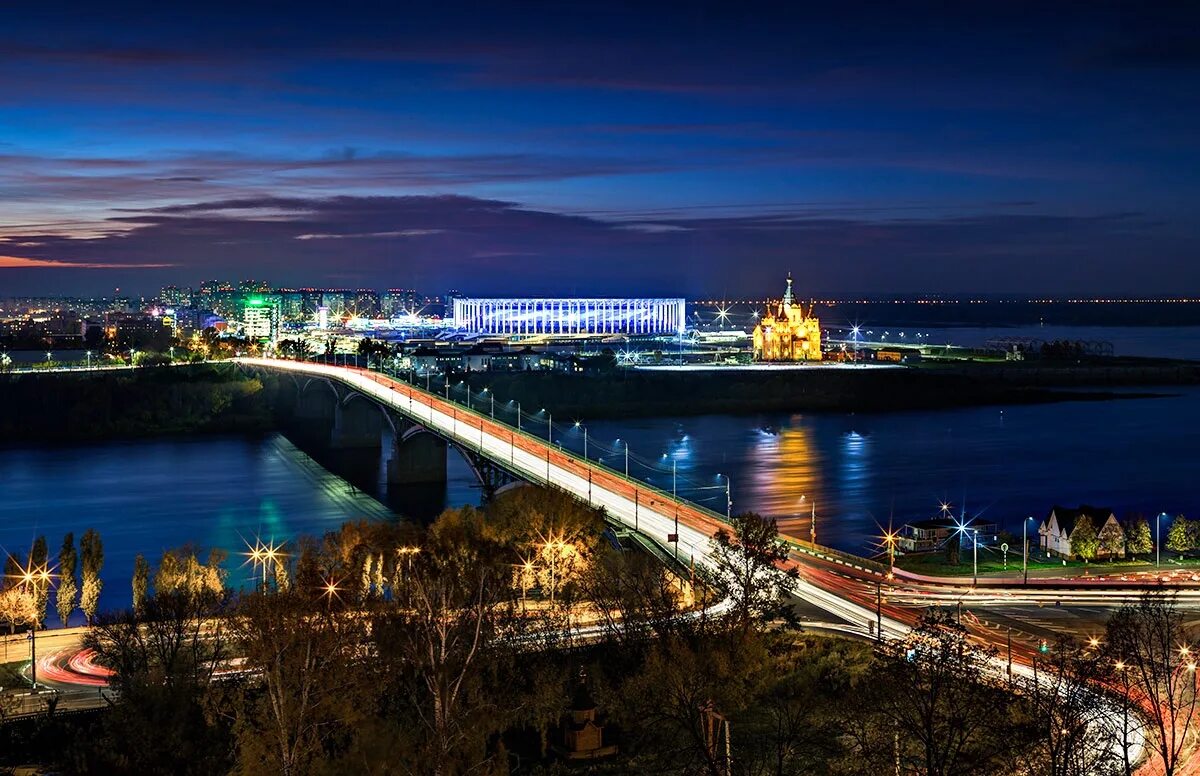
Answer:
[80,529,104,624]
[132,554,150,616]
[57,533,78,627]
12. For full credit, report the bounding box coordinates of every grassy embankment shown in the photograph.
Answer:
[896,550,1200,578]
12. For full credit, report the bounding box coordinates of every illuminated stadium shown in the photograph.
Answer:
[453,298,686,335]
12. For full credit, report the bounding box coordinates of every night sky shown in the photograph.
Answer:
[1,2,1198,297]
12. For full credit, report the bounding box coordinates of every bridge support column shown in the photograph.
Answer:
[331,398,384,450]
[388,433,448,486]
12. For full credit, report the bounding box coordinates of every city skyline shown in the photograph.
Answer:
[2,2,1199,297]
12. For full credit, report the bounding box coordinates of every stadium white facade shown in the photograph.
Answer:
[453,298,686,335]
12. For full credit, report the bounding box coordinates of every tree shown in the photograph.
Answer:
[1125,516,1153,557]
[154,546,227,601]
[847,609,1019,775]
[1166,515,1193,555]
[373,524,516,774]
[1098,519,1125,560]
[706,512,799,632]
[1018,635,1121,776]
[0,586,37,637]
[1070,515,1098,561]
[56,533,78,627]
[231,591,372,776]
[29,536,49,626]
[82,589,232,775]
[1105,591,1198,776]
[80,528,104,624]
[132,554,150,616]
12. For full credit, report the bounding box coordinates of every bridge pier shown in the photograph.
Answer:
[387,432,448,486]
[331,398,384,450]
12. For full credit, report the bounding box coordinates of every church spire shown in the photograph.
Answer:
[782,272,794,306]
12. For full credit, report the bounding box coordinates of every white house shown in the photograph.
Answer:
[1039,505,1125,559]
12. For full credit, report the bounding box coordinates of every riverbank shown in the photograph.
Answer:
[474,362,1185,419]
[0,363,272,442]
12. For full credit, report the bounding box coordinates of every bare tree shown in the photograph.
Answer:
[1019,635,1121,776]
[850,608,1018,776]
[1105,591,1199,776]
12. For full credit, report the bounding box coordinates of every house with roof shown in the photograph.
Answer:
[1039,505,1125,559]
[898,515,999,553]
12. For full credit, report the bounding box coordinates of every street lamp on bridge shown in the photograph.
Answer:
[717,473,731,520]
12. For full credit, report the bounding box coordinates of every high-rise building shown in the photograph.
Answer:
[159,285,191,308]
[381,288,423,317]
[353,289,381,319]
[243,295,281,341]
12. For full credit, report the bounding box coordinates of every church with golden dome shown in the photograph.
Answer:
[752,273,822,362]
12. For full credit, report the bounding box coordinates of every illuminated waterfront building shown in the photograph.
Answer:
[453,298,686,335]
[752,274,822,361]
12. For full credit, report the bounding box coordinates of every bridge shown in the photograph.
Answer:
[236,357,904,638]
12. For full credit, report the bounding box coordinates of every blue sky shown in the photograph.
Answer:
[1,1,1198,296]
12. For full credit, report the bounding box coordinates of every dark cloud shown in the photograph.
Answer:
[3,194,1192,297]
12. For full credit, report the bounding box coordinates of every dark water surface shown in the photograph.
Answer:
[3,386,1200,616]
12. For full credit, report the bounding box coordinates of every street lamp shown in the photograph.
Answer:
[718,473,732,520]
[972,528,979,586]
[1158,512,1168,568]
[1023,516,1034,584]
[574,421,588,460]
[800,495,817,544]
[85,351,92,370]
[483,387,494,418]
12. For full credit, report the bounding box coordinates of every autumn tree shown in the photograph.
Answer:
[56,533,78,627]
[373,513,519,774]
[231,590,372,776]
[1166,515,1193,555]
[132,554,150,616]
[1124,515,1154,557]
[80,528,104,623]
[1098,519,1125,560]
[154,546,227,600]
[1070,515,1098,561]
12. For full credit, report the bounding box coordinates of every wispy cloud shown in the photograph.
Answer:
[0,255,173,269]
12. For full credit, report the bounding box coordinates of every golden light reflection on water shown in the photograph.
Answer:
[744,421,873,545]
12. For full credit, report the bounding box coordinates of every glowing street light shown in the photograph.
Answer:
[10,556,54,688]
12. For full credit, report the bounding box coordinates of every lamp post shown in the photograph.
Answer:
[1158,512,1167,568]
[719,473,732,520]
[574,421,587,460]
[972,528,979,586]
[1023,516,1033,584]
[85,351,92,370]
[541,409,552,483]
